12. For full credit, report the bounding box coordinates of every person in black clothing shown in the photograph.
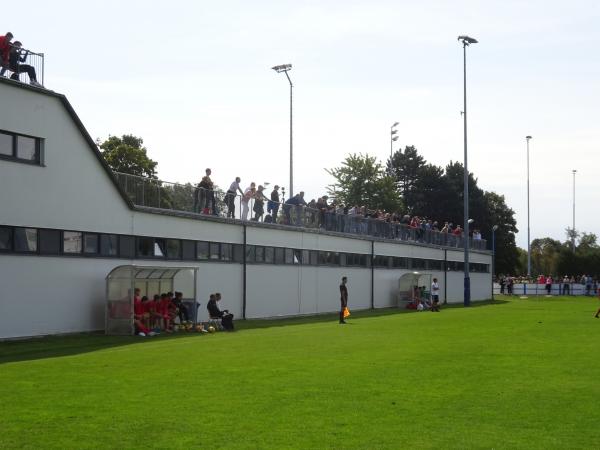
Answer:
[268,185,280,222]
[207,292,234,330]
[8,41,43,88]
[172,291,191,322]
[339,276,348,324]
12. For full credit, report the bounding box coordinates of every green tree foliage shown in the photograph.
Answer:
[99,135,158,178]
[327,154,402,212]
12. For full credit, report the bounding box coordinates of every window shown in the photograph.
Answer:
[393,257,407,269]
[411,258,425,270]
[0,130,42,164]
[255,246,265,263]
[220,243,232,261]
[373,255,390,268]
[427,259,443,270]
[154,239,167,257]
[275,247,285,264]
[119,235,135,258]
[17,136,38,161]
[166,239,181,259]
[39,229,61,255]
[0,133,12,156]
[246,245,255,263]
[293,249,302,264]
[197,241,209,260]
[310,250,318,265]
[340,253,348,266]
[302,250,310,265]
[63,231,82,253]
[233,244,244,263]
[181,240,196,260]
[0,226,12,250]
[99,234,118,256]
[318,251,329,265]
[209,242,220,260]
[137,237,154,257]
[83,233,98,254]
[327,252,340,265]
[265,247,275,264]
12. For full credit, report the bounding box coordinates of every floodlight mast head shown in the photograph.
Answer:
[272,64,292,73]
[458,35,478,45]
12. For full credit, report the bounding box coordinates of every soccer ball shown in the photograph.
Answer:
[208,326,216,333]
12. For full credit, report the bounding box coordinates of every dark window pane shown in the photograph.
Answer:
[83,233,98,254]
[209,242,220,260]
[274,247,284,264]
[39,229,60,254]
[293,249,302,264]
[255,246,265,263]
[374,255,389,268]
[137,237,154,257]
[0,133,13,156]
[63,231,82,253]
[328,252,340,265]
[393,257,407,268]
[318,251,328,265]
[364,254,371,268]
[246,245,255,263]
[428,259,443,270]
[102,235,119,257]
[17,136,37,161]
[233,244,244,263]
[340,253,348,266]
[310,250,318,265]
[283,248,293,264]
[119,235,135,258]
[166,239,181,259]
[265,247,275,263]
[0,226,12,250]
[154,239,166,257]
[197,241,209,260]
[220,243,232,261]
[302,250,309,265]
[181,240,195,260]
[411,258,425,269]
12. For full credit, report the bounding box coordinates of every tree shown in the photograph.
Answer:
[387,146,425,212]
[99,134,158,178]
[327,153,402,212]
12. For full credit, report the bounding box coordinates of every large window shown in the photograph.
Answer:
[0,227,12,250]
[39,229,60,255]
[0,130,42,164]
[83,233,99,254]
[100,234,118,256]
[197,241,209,260]
[137,237,154,258]
[63,231,82,253]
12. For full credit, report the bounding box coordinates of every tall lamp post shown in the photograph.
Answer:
[458,35,478,307]
[572,169,577,251]
[526,135,532,278]
[272,64,294,197]
[492,225,499,301]
[390,122,399,159]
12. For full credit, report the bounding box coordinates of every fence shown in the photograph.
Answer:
[0,45,44,86]
[114,171,488,251]
[493,283,598,296]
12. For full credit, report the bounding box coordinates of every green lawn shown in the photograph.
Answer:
[2,296,600,449]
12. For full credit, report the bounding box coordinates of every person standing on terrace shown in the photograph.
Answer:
[225,177,243,218]
[268,185,280,222]
[7,41,43,88]
[0,32,13,69]
[241,182,256,221]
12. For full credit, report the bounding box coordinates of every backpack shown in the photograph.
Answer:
[221,314,234,331]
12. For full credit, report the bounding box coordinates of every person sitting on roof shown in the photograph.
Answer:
[8,41,43,88]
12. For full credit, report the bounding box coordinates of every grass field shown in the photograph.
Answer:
[2,295,600,449]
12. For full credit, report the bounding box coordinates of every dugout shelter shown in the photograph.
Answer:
[106,265,198,335]
[397,272,432,307]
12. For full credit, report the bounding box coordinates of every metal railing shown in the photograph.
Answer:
[0,45,44,86]
[114,171,488,251]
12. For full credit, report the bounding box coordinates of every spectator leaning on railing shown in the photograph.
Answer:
[7,41,43,88]
[0,32,13,68]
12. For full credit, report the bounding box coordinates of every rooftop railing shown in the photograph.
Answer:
[114,171,488,251]
[0,45,44,86]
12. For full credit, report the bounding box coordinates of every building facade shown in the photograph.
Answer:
[0,78,492,339]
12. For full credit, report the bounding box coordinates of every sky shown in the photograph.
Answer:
[10,0,600,248]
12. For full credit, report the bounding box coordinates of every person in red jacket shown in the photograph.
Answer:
[0,32,13,67]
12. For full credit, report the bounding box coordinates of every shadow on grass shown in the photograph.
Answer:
[0,300,509,364]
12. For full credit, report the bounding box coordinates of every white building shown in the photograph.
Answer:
[0,78,492,339]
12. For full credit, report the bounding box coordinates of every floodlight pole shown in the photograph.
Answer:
[572,169,577,251]
[458,35,477,307]
[526,136,532,278]
[272,64,294,198]
[492,225,498,301]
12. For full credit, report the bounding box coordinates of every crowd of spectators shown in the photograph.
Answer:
[190,168,486,246]
[497,274,599,296]
[0,32,43,88]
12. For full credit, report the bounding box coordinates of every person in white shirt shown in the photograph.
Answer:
[225,177,244,218]
[431,278,441,312]
[241,183,256,221]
